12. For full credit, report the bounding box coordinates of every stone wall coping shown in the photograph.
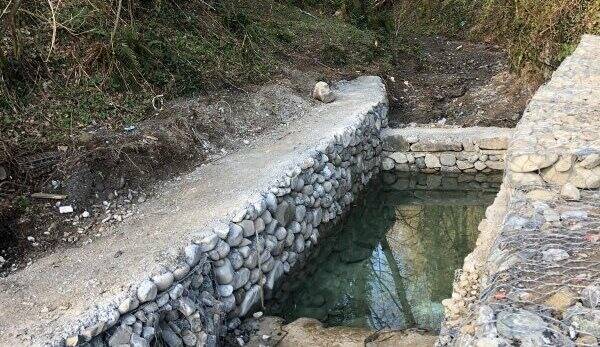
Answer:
[381,126,513,153]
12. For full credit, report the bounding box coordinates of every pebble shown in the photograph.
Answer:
[239,220,255,237]
[137,280,158,303]
[122,314,137,325]
[213,223,230,239]
[108,326,132,346]
[217,284,234,297]
[182,330,197,346]
[130,334,149,347]
[232,268,250,290]
[229,251,244,270]
[560,210,588,221]
[312,81,336,103]
[151,271,174,291]
[173,264,191,280]
[59,205,74,214]
[214,259,234,284]
[178,297,197,316]
[227,224,244,246]
[161,326,183,347]
[169,284,184,300]
[544,287,576,315]
[581,284,600,308]
[142,327,155,341]
[118,297,139,314]
[560,183,581,201]
[496,309,547,339]
[184,244,203,266]
[197,233,219,252]
[542,248,570,262]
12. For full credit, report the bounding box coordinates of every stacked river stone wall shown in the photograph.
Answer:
[438,34,600,346]
[381,171,502,195]
[380,126,512,175]
[64,94,389,346]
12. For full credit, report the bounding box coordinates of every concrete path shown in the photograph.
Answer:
[0,77,387,346]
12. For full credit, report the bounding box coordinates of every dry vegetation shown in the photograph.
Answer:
[0,0,390,164]
[2,0,597,161]
[389,0,600,78]
[1,0,598,205]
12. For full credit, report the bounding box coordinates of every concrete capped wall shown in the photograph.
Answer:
[0,76,388,347]
[381,126,512,175]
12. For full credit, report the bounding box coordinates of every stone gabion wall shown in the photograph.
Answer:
[380,127,512,175]
[61,104,388,346]
[438,35,600,347]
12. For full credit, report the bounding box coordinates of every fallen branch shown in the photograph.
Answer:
[299,8,316,19]
[31,192,67,200]
[45,0,57,62]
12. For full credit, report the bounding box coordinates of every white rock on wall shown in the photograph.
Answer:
[312,82,336,103]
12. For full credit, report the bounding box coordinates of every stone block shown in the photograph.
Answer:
[424,154,441,168]
[389,152,408,164]
[383,136,410,151]
[410,139,462,152]
[456,160,474,170]
[477,136,509,150]
[439,153,457,166]
[508,153,559,173]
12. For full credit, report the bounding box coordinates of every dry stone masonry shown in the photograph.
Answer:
[381,126,512,175]
[0,76,388,347]
[438,35,600,346]
[83,89,387,346]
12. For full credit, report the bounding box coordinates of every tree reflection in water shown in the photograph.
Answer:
[268,176,496,333]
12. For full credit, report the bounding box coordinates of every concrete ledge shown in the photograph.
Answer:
[381,126,512,174]
[0,77,388,346]
[439,35,600,346]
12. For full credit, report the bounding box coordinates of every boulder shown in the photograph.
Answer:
[312,82,336,103]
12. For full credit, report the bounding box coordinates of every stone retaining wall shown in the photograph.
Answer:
[381,171,502,193]
[438,35,600,346]
[380,127,512,174]
[59,89,389,346]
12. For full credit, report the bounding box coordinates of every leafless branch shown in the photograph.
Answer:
[110,0,123,49]
[45,0,57,62]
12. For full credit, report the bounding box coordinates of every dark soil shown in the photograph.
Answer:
[0,72,320,277]
[0,36,535,277]
[386,36,536,128]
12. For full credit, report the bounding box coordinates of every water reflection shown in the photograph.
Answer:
[268,175,497,332]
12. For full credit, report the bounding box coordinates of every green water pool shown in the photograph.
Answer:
[267,174,498,332]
